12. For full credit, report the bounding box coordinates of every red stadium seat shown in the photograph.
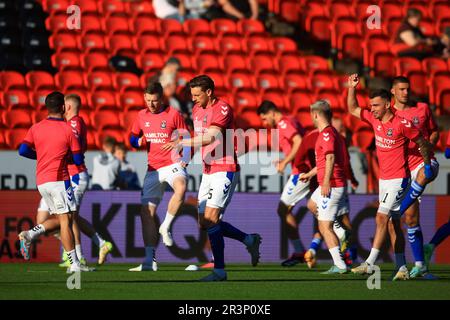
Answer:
[7,128,29,149]
[430,1,450,22]
[380,2,403,23]
[3,109,33,128]
[256,74,281,93]
[118,91,145,111]
[250,54,277,75]
[394,57,423,76]
[86,130,97,149]
[311,74,337,93]
[216,36,244,55]
[237,19,266,36]
[25,71,55,91]
[234,91,259,113]
[408,71,428,97]
[189,36,217,55]
[49,34,78,53]
[51,52,82,71]
[126,0,155,18]
[2,90,31,110]
[135,34,162,54]
[81,53,110,72]
[89,91,118,110]
[210,19,238,36]
[108,35,136,57]
[120,110,140,131]
[132,17,158,36]
[97,129,126,148]
[55,71,86,91]
[245,36,273,56]
[158,19,184,36]
[331,19,363,59]
[31,109,48,124]
[404,2,430,19]
[302,55,329,75]
[78,34,107,53]
[329,2,355,22]
[222,54,248,74]
[73,0,98,16]
[42,0,70,15]
[0,129,7,149]
[235,111,263,130]
[271,37,298,56]
[316,91,343,110]
[295,111,314,131]
[196,54,222,73]
[78,109,92,127]
[429,71,450,112]
[418,19,436,37]
[92,110,121,129]
[304,3,331,41]
[45,15,70,34]
[85,72,114,92]
[352,128,375,151]
[79,16,103,35]
[333,74,353,91]
[278,55,303,75]
[113,73,142,93]
[102,16,131,36]
[363,37,395,77]
[290,92,314,113]
[422,57,449,76]
[164,35,190,55]
[99,0,126,17]
[29,90,53,110]
[183,19,211,36]
[279,0,301,23]
[228,72,255,92]
[208,72,227,91]
[261,92,287,110]
[283,74,309,94]
[1,71,26,91]
[171,53,195,72]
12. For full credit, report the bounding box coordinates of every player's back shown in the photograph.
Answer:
[26,118,78,185]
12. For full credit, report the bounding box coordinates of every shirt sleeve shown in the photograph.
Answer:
[210,104,232,129]
[279,119,299,142]
[321,129,336,156]
[68,127,81,153]
[131,116,143,137]
[359,108,373,126]
[400,118,421,141]
[22,127,35,147]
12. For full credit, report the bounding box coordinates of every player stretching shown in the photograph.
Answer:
[163,75,261,281]
[388,77,439,278]
[257,100,307,266]
[128,82,190,271]
[18,91,89,272]
[36,94,113,267]
[300,100,349,274]
[346,75,433,280]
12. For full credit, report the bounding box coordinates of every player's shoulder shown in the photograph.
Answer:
[394,114,413,128]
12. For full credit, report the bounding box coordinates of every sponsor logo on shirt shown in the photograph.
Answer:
[413,116,419,125]
[279,120,287,129]
[203,116,208,124]
[386,128,393,137]
[161,120,167,129]
[400,119,411,128]
[221,105,228,116]
[377,125,382,131]
[145,122,150,127]
[323,132,330,141]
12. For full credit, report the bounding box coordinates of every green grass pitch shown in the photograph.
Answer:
[1,263,449,300]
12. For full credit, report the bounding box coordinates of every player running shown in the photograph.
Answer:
[18,91,89,272]
[299,100,350,274]
[36,94,113,267]
[388,76,439,278]
[128,82,190,272]
[346,74,434,280]
[256,100,307,266]
[163,75,261,281]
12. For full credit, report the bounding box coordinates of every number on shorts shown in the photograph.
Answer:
[172,168,178,173]
[382,193,389,203]
[207,188,213,200]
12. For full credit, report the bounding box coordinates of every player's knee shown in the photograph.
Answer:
[375,213,389,226]
[307,199,317,215]
[277,202,289,218]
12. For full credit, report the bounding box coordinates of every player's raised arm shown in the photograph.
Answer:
[414,135,434,178]
[347,74,362,119]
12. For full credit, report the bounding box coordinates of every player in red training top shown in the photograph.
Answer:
[389,76,439,278]
[257,100,307,267]
[35,94,113,267]
[299,100,349,274]
[18,91,89,272]
[163,75,261,281]
[347,74,433,280]
[127,82,190,272]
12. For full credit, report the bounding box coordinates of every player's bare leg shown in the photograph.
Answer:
[278,202,305,266]
[159,176,186,246]
[129,204,159,271]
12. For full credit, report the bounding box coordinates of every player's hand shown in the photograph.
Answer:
[348,74,359,88]
[161,140,180,151]
[351,180,359,192]
[321,182,331,197]
[424,164,434,180]
[276,161,287,174]
[179,161,188,168]
[300,172,311,183]
[138,137,144,147]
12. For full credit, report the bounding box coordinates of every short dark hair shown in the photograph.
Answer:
[145,81,163,97]
[189,75,215,93]
[257,100,279,115]
[103,136,117,149]
[369,89,391,100]
[45,91,65,113]
[115,142,127,152]
[406,8,422,19]
[392,76,410,87]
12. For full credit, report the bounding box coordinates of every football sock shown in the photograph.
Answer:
[161,212,175,230]
[430,221,450,247]
[143,246,155,265]
[28,224,45,240]
[329,246,347,269]
[67,249,79,265]
[309,237,322,255]
[220,221,246,243]
[399,181,424,215]
[92,232,106,248]
[394,253,407,270]
[75,244,84,260]
[366,248,380,265]
[333,222,346,243]
[407,225,424,265]
[207,224,225,269]
[292,239,305,254]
